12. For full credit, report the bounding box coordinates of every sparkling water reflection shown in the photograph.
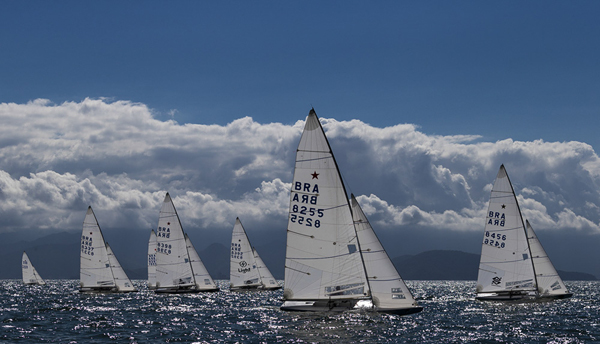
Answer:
[1,280,598,343]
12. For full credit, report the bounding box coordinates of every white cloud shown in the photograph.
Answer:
[1,98,600,236]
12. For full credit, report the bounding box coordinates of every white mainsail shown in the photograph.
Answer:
[476,165,538,300]
[351,195,421,312]
[230,218,262,289]
[154,193,195,292]
[185,234,219,291]
[282,109,373,312]
[106,243,137,292]
[526,220,572,298]
[253,248,281,290]
[80,206,117,292]
[148,229,157,289]
[22,251,45,285]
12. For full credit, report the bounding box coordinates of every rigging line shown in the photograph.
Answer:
[287,251,357,260]
[284,265,311,275]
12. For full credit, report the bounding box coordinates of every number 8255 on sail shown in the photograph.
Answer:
[290,205,324,228]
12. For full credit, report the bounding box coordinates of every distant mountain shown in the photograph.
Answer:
[1,231,596,281]
[392,250,597,281]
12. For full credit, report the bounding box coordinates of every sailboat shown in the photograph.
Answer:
[476,165,572,301]
[148,229,157,290]
[526,220,572,299]
[22,251,45,285]
[230,217,281,291]
[154,193,218,293]
[80,206,137,293]
[280,109,422,314]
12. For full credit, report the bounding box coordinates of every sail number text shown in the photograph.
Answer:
[290,181,323,228]
[487,211,505,227]
[484,231,507,248]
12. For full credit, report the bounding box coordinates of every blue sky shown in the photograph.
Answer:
[2,2,600,276]
[2,1,599,146]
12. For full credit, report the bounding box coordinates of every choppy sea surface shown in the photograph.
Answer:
[1,280,599,343]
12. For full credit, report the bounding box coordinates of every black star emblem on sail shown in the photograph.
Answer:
[501,204,506,209]
[311,171,319,179]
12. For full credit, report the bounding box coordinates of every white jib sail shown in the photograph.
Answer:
[22,251,45,285]
[154,193,195,289]
[106,243,137,292]
[526,220,570,297]
[185,234,218,291]
[230,218,261,288]
[148,230,157,289]
[80,206,115,289]
[283,109,369,301]
[351,195,418,310]
[476,165,536,294]
[253,248,280,289]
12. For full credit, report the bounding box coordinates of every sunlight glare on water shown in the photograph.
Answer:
[0,280,598,343]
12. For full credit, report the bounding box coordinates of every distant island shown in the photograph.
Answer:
[0,232,596,281]
[391,250,597,281]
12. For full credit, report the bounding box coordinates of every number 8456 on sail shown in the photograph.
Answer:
[484,231,507,249]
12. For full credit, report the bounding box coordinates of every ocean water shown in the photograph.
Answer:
[1,280,598,343]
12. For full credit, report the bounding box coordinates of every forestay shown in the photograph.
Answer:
[476,165,536,294]
[283,109,369,301]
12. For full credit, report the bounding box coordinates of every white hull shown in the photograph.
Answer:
[281,300,423,315]
[231,284,282,291]
[477,289,573,302]
[281,300,360,312]
[155,285,219,294]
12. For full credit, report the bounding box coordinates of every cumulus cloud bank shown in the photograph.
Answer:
[1,98,599,236]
